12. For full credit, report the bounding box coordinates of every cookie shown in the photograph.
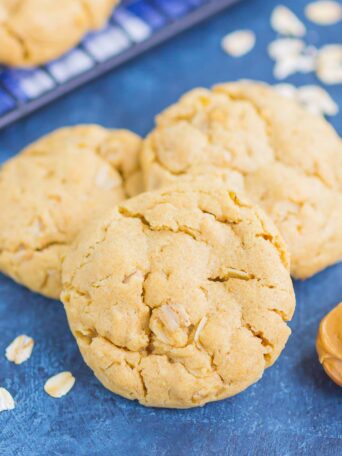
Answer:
[61,183,295,408]
[0,0,118,66]
[0,125,142,298]
[142,81,342,279]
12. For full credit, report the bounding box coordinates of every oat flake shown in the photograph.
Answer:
[297,85,339,116]
[271,5,306,37]
[194,317,208,343]
[5,335,34,365]
[305,1,342,25]
[44,371,75,398]
[273,53,316,79]
[273,83,298,99]
[0,388,15,412]
[273,83,338,117]
[221,30,256,57]
[95,166,121,190]
[268,38,305,61]
[316,44,342,84]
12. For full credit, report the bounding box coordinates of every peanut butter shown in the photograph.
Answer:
[316,302,342,387]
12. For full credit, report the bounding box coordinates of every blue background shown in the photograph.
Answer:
[0,0,341,455]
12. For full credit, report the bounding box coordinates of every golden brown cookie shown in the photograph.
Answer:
[0,0,119,66]
[61,183,295,408]
[0,125,142,298]
[142,81,342,279]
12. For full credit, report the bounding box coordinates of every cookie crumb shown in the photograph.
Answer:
[44,372,75,398]
[5,335,34,365]
[0,387,15,412]
[271,5,306,37]
[221,30,256,57]
[305,1,342,25]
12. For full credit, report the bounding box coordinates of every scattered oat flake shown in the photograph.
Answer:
[297,85,339,116]
[0,387,15,412]
[271,5,306,37]
[274,83,338,117]
[44,372,75,398]
[273,56,315,79]
[268,38,305,61]
[221,30,256,57]
[305,1,342,25]
[273,56,296,79]
[5,335,34,365]
[295,54,317,72]
[273,83,298,99]
[273,53,316,79]
[305,45,319,59]
[316,44,342,84]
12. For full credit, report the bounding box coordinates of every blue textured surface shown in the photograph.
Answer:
[0,0,341,455]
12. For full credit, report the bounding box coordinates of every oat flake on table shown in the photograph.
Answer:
[274,83,338,117]
[271,5,306,37]
[305,1,342,25]
[316,44,342,84]
[44,371,75,398]
[0,387,15,412]
[268,38,305,61]
[221,30,256,57]
[273,52,316,79]
[273,83,298,99]
[5,335,34,365]
[296,85,339,116]
[268,37,317,80]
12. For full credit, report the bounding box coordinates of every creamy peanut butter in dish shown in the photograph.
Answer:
[316,302,342,387]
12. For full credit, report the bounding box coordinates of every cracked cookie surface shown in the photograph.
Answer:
[0,0,118,66]
[61,183,295,408]
[0,125,142,298]
[142,81,342,279]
